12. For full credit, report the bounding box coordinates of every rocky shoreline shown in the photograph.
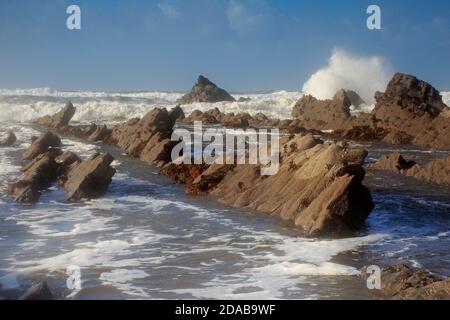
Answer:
[3,73,449,300]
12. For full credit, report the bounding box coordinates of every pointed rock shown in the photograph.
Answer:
[177,75,235,104]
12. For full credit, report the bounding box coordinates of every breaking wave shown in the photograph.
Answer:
[302,49,392,104]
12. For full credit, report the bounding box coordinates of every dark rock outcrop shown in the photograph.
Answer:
[0,130,17,147]
[34,101,76,128]
[177,75,235,104]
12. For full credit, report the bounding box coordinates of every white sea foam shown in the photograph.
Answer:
[302,49,391,105]
[442,91,450,107]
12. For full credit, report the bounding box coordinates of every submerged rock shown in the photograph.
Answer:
[34,101,76,128]
[0,130,17,147]
[63,153,116,201]
[177,75,235,104]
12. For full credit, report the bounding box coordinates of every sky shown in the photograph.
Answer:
[0,0,449,92]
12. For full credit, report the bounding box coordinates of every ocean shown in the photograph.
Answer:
[0,88,449,299]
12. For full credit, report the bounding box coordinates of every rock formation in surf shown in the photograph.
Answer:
[370,152,450,186]
[33,101,76,128]
[10,131,115,203]
[291,89,356,131]
[164,134,374,236]
[33,104,374,237]
[177,75,236,104]
[363,264,450,300]
[292,73,450,151]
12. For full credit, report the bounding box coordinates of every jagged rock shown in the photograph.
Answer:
[209,134,374,236]
[88,124,109,142]
[63,153,116,201]
[22,131,61,160]
[369,152,416,173]
[373,73,450,150]
[369,152,450,186]
[169,105,185,123]
[187,164,235,195]
[107,108,177,166]
[20,281,54,300]
[56,151,81,176]
[345,90,366,107]
[34,101,76,128]
[0,130,17,147]
[292,89,352,131]
[177,75,235,104]
[11,151,60,203]
[363,264,450,300]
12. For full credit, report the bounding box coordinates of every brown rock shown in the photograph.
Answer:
[383,130,413,145]
[22,131,61,160]
[177,75,235,104]
[63,153,116,201]
[292,89,352,131]
[11,151,60,203]
[211,134,374,236]
[369,152,416,173]
[88,124,109,142]
[34,101,76,128]
[366,264,450,300]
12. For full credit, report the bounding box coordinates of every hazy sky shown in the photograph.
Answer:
[0,0,449,91]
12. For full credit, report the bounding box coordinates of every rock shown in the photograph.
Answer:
[292,89,352,131]
[11,151,61,203]
[383,130,413,145]
[169,105,185,123]
[63,153,116,201]
[20,281,54,300]
[345,90,366,107]
[364,264,450,300]
[210,134,374,236]
[88,124,109,142]
[0,130,17,147]
[187,164,235,195]
[369,152,450,186]
[22,131,61,161]
[373,73,450,150]
[238,97,251,102]
[369,152,416,173]
[177,75,235,104]
[34,101,76,128]
[56,151,82,175]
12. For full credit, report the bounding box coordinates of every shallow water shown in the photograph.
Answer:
[0,90,449,299]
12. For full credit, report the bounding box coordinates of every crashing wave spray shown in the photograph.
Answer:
[302,49,392,104]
